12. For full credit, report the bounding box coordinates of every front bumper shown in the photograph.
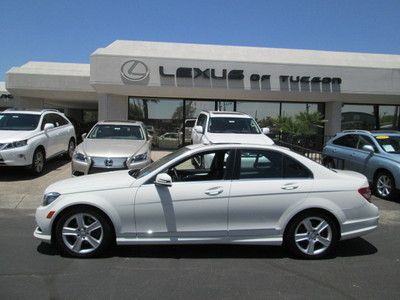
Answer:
[0,146,32,167]
[33,205,54,244]
[72,156,151,176]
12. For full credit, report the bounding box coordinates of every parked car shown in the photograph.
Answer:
[156,132,181,149]
[322,130,400,200]
[34,143,378,259]
[71,120,151,176]
[191,111,273,145]
[0,108,76,175]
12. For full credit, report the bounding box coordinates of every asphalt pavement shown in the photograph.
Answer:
[0,198,399,299]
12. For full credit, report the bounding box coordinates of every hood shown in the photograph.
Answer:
[204,133,274,145]
[79,138,147,157]
[45,170,135,195]
[0,130,36,143]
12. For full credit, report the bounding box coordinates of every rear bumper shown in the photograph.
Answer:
[341,203,379,240]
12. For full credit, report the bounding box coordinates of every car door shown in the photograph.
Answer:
[40,114,58,157]
[228,148,314,237]
[349,134,376,174]
[329,134,359,170]
[134,149,234,238]
[52,114,70,153]
[192,113,207,144]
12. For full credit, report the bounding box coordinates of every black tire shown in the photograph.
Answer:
[323,157,335,169]
[55,207,114,258]
[284,211,339,259]
[31,148,46,175]
[65,138,76,160]
[373,171,396,201]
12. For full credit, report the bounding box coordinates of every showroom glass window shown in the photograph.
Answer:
[341,104,376,130]
[128,97,184,149]
[236,101,280,133]
[379,105,400,130]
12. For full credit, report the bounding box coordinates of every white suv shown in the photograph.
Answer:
[191,111,274,145]
[0,109,76,175]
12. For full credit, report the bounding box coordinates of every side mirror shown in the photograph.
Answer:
[44,123,54,131]
[81,133,87,139]
[362,145,375,152]
[262,127,270,134]
[155,173,172,187]
[194,125,204,134]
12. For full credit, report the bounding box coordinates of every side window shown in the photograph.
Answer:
[40,114,55,130]
[196,114,207,132]
[283,155,313,178]
[239,150,283,179]
[54,114,69,126]
[332,134,358,148]
[357,135,375,151]
[167,149,232,182]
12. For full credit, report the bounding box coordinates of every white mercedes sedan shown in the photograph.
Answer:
[34,143,379,259]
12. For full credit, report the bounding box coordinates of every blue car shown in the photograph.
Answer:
[322,130,400,200]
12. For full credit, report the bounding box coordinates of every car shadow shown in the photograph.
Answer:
[0,157,70,182]
[37,237,377,259]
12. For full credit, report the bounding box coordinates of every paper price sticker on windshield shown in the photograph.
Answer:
[376,136,389,139]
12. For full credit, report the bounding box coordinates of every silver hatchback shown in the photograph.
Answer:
[72,120,151,176]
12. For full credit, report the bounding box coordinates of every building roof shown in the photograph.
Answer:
[7,61,90,77]
[93,40,400,69]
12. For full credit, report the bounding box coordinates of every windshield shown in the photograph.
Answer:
[87,124,144,140]
[131,147,190,179]
[0,113,40,131]
[208,117,261,134]
[374,135,400,153]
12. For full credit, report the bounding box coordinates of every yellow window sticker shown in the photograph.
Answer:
[376,135,389,139]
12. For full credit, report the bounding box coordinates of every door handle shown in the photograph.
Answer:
[281,185,299,190]
[205,187,223,196]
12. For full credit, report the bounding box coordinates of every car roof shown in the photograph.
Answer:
[339,130,400,137]
[1,108,61,115]
[185,143,284,151]
[97,120,144,126]
[201,111,251,118]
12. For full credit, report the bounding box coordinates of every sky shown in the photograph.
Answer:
[1,0,399,81]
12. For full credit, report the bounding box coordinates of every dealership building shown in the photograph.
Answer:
[2,40,400,148]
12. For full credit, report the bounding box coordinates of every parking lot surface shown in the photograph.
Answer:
[0,197,399,299]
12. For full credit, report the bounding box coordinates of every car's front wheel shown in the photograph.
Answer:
[31,148,45,175]
[284,211,338,259]
[55,207,114,258]
[374,171,396,200]
[65,138,75,160]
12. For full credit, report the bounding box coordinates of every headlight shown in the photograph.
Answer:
[5,140,28,149]
[42,192,60,206]
[130,152,148,163]
[73,151,88,162]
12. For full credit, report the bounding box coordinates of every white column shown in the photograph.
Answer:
[324,101,342,137]
[97,94,128,121]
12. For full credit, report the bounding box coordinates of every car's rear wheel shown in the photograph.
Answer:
[55,207,113,258]
[284,211,338,259]
[374,171,396,200]
[65,138,75,160]
[31,148,45,175]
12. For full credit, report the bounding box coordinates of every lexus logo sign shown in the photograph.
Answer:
[120,59,149,82]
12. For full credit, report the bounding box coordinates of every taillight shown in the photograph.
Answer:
[358,187,372,202]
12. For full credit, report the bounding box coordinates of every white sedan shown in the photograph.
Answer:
[34,143,378,259]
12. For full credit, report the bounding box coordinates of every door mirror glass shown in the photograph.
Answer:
[44,123,54,131]
[362,145,374,152]
[155,173,172,186]
[194,125,204,134]
[81,133,87,139]
[262,127,270,134]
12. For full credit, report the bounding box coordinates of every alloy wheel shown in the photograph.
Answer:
[34,151,44,173]
[376,174,392,198]
[61,213,103,254]
[294,217,332,256]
